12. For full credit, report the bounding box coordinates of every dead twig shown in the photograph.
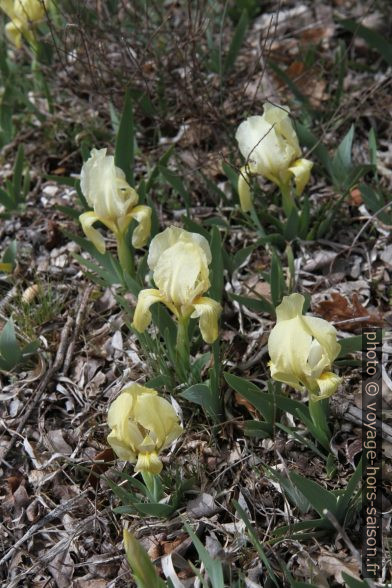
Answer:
[348,201,392,254]
[0,490,88,567]
[62,285,93,376]
[0,315,74,464]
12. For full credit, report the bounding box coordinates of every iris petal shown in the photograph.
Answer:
[135,395,183,449]
[107,383,183,474]
[238,166,253,212]
[268,317,312,385]
[276,293,305,322]
[268,293,341,398]
[129,205,152,248]
[191,296,222,344]
[79,211,106,254]
[148,225,211,270]
[236,104,313,199]
[315,372,341,400]
[153,242,208,307]
[303,315,341,364]
[132,288,167,333]
[135,451,162,474]
[288,158,313,196]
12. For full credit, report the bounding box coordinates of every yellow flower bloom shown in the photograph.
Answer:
[268,293,341,400]
[132,226,222,344]
[235,104,313,211]
[0,0,47,48]
[107,383,183,474]
[79,148,151,253]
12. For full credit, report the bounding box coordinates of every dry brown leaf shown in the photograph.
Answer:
[47,547,75,588]
[300,26,334,44]
[314,292,383,332]
[303,250,337,272]
[186,493,219,517]
[234,392,258,418]
[6,473,24,494]
[348,188,363,206]
[279,61,328,107]
[286,60,305,79]
[317,552,360,584]
[243,277,271,301]
[46,430,73,455]
[179,121,212,148]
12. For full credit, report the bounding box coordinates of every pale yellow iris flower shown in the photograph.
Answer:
[107,383,183,474]
[0,0,47,48]
[268,293,341,400]
[132,226,222,344]
[235,103,313,212]
[79,148,151,254]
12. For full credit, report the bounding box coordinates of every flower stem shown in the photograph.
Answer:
[141,471,158,501]
[176,315,190,382]
[280,182,294,217]
[117,233,135,277]
[308,395,330,450]
[31,42,43,95]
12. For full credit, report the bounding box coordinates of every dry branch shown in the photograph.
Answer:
[0,315,74,463]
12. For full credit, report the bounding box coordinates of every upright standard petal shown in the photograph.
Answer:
[148,225,211,270]
[135,395,183,450]
[268,292,341,397]
[303,314,341,364]
[288,158,313,196]
[191,296,222,344]
[80,148,108,209]
[306,339,330,379]
[153,241,209,308]
[86,151,121,218]
[263,104,301,157]
[236,112,297,179]
[132,288,168,333]
[16,0,46,21]
[235,115,275,175]
[0,0,16,20]
[235,103,313,203]
[107,389,141,461]
[129,205,152,248]
[268,316,312,389]
[5,20,22,47]
[276,293,305,322]
[238,166,253,212]
[80,148,138,220]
